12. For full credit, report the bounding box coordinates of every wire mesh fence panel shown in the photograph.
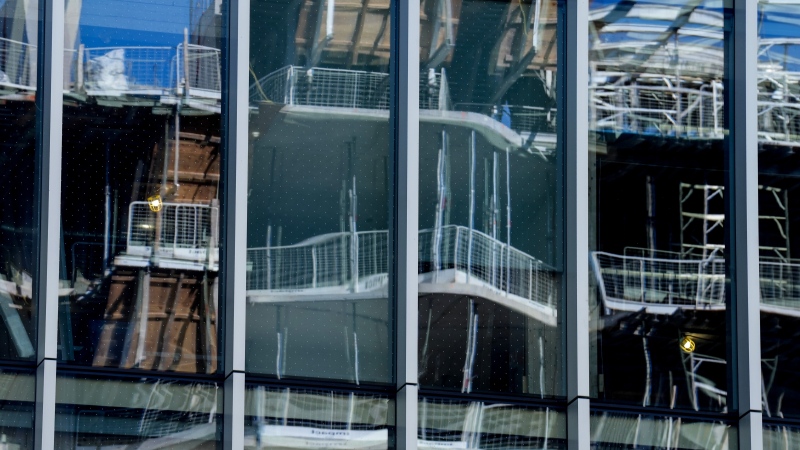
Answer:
[176,44,222,96]
[136,381,219,438]
[590,83,724,139]
[250,66,446,111]
[0,37,35,89]
[419,398,562,449]
[247,233,354,291]
[128,202,157,248]
[760,259,800,311]
[245,225,555,310]
[83,47,174,94]
[252,388,389,430]
[419,226,557,309]
[127,201,217,262]
[592,251,727,309]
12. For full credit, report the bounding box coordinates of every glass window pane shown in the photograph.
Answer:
[591,411,734,450]
[245,386,392,449]
[588,0,731,412]
[764,423,800,449]
[417,0,562,397]
[0,0,39,362]
[245,0,393,382]
[58,0,224,373]
[55,375,221,448]
[0,370,34,449]
[757,1,800,422]
[418,397,565,449]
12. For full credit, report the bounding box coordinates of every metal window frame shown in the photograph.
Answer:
[221,0,250,446]
[390,0,420,447]
[728,0,762,448]
[33,0,64,446]
[560,0,590,448]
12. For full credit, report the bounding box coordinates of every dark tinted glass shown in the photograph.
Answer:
[0,371,34,449]
[58,0,224,373]
[591,411,734,449]
[588,0,731,412]
[245,386,392,449]
[55,375,221,448]
[418,397,565,449]
[757,1,800,422]
[417,0,562,397]
[0,0,40,362]
[245,0,393,382]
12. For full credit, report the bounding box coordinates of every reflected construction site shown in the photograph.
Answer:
[0,0,797,448]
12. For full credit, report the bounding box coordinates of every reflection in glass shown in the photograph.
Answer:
[757,1,800,422]
[591,411,733,450]
[245,0,393,382]
[764,423,800,450]
[244,386,391,449]
[418,397,565,449]
[58,0,224,373]
[55,375,220,449]
[0,371,34,449]
[417,0,562,397]
[588,0,730,412]
[0,0,40,362]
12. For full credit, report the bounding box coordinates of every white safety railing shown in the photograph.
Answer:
[59,43,222,101]
[250,66,390,109]
[246,225,557,312]
[246,231,387,292]
[453,102,557,135]
[82,46,175,95]
[593,251,800,314]
[760,259,800,311]
[0,37,35,90]
[590,82,725,140]
[249,66,449,110]
[126,201,219,263]
[175,44,222,98]
[591,251,726,310]
[419,226,557,310]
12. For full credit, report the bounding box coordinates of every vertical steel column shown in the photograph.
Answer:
[559,0,590,448]
[728,0,761,447]
[34,0,64,446]
[390,0,419,446]
[221,0,250,445]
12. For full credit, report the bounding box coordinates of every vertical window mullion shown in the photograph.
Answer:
[561,0,590,448]
[34,0,64,447]
[730,0,762,447]
[222,0,249,446]
[391,0,419,447]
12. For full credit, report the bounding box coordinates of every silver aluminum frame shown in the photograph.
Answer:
[34,0,64,446]
[562,0,590,448]
[390,0,420,446]
[222,0,250,445]
[730,0,762,447]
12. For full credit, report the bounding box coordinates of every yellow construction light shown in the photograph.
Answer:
[147,195,163,212]
[680,336,696,353]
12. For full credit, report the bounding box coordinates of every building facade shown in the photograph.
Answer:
[0,0,791,448]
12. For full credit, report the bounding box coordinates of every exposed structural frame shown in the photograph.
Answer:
[390,0,420,447]
[221,0,251,445]
[728,0,762,448]
[33,0,65,446]
[560,0,590,449]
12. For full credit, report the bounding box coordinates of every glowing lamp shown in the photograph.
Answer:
[680,336,696,353]
[147,195,163,212]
